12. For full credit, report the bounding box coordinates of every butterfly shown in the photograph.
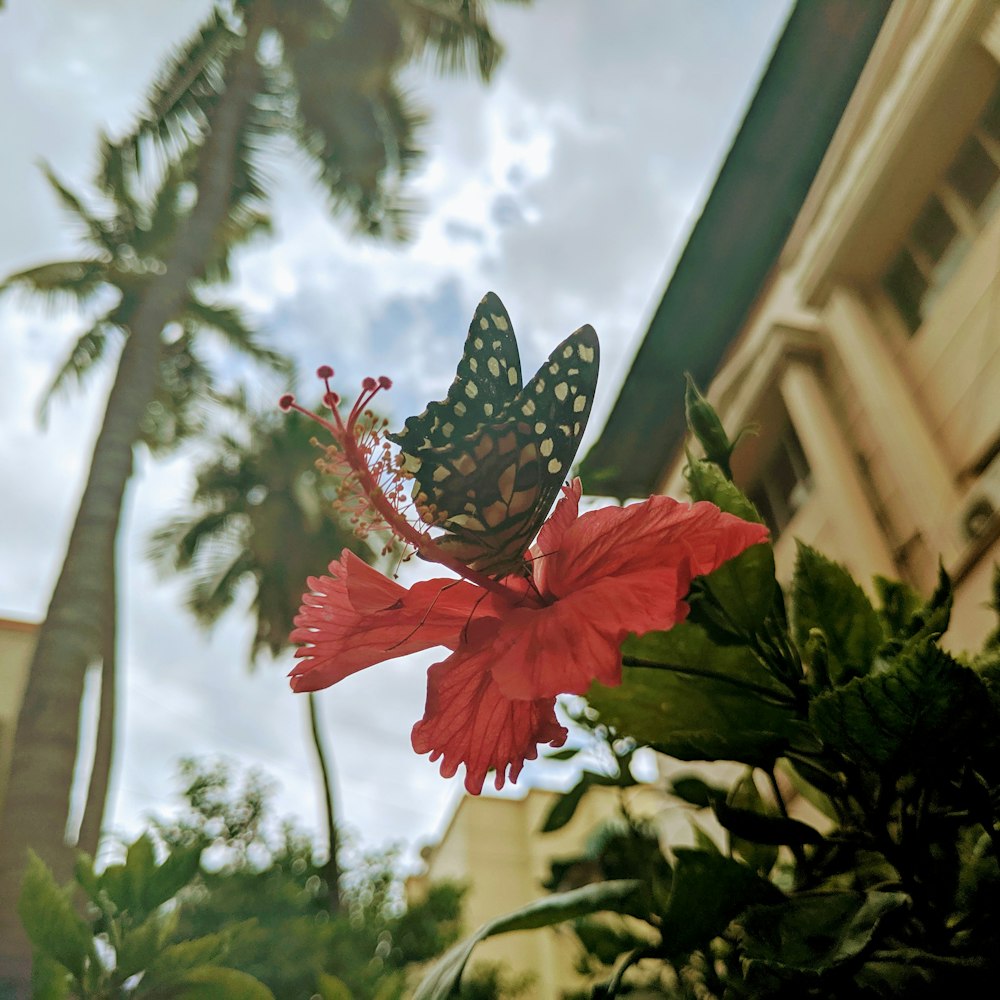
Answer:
[388,292,599,578]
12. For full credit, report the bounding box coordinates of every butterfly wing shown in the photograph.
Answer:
[411,324,600,577]
[387,292,521,474]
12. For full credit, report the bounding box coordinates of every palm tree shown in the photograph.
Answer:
[1,143,287,855]
[0,0,516,989]
[147,401,378,913]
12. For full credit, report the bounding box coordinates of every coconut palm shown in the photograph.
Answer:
[1,141,287,853]
[0,0,517,989]
[147,400,379,912]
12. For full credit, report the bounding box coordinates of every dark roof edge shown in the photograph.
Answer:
[580,0,892,499]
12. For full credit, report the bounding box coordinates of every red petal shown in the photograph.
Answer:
[289,551,481,692]
[492,498,768,700]
[544,496,769,598]
[490,566,689,700]
[411,618,567,794]
[531,478,582,574]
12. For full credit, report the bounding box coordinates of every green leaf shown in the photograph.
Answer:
[810,639,986,770]
[412,880,647,1000]
[18,852,95,980]
[115,915,170,981]
[316,974,353,1000]
[594,623,800,767]
[145,842,203,912]
[125,833,157,911]
[669,774,727,808]
[714,799,824,848]
[684,375,735,477]
[875,566,952,647]
[681,461,778,639]
[660,849,781,958]
[540,773,613,833]
[141,932,231,985]
[741,891,908,973]
[540,770,634,833]
[725,773,779,874]
[793,543,883,684]
[140,966,274,999]
[685,458,761,523]
[31,953,72,1000]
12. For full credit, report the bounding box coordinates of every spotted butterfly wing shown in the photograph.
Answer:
[389,292,521,474]
[389,292,599,578]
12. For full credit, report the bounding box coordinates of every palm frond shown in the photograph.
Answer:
[125,8,242,165]
[399,0,509,81]
[289,57,427,239]
[41,165,118,253]
[147,509,243,574]
[95,137,143,232]
[183,295,291,374]
[0,258,111,308]
[37,319,124,424]
[186,544,257,626]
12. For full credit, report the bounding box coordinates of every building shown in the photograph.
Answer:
[408,784,670,996]
[583,0,1000,652]
[0,617,38,816]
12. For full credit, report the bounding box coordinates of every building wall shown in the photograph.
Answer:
[662,0,1000,653]
[0,618,37,816]
[409,785,666,998]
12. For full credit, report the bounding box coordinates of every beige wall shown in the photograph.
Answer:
[0,618,37,815]
[663,0,1000,653]
[409,785,665,998]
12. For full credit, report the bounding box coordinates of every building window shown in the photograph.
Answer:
[745,422,812,538]
[883,84,1000,334]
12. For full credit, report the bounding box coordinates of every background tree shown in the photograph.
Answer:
[147,400,378,912]
[0,0,517,991]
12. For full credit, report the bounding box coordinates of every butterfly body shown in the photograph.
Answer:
[389,293,599,577]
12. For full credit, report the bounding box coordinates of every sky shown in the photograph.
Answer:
[0,0,792,863]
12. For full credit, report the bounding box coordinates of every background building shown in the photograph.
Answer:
[584,0,999,653]
[0,618,37,817]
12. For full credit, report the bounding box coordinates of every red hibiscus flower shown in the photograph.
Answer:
[285,390,770,794]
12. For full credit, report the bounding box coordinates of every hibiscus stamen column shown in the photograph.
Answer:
[280,369,521,603]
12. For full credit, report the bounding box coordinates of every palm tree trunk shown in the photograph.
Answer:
[76,524,118,859]
[0,11,267,993]
[307,693,342,915]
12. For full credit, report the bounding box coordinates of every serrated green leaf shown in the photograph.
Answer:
[810,640,986,770]
[593,623,799,767]
[412,880,647,1000]
[686,459,761,522]
[660,849,781,958]
[741,891,908,972]
[18,852,95,980]
[793,543,883,684]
